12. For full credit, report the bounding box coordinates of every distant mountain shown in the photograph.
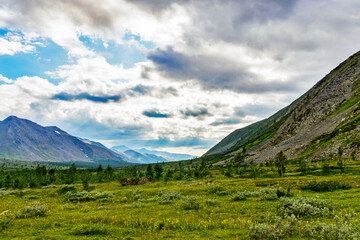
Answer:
[112,145,131,152]
[110,145,197,164]
[135,148,197,161]
[206,51,360,163]
[0,116,130,166]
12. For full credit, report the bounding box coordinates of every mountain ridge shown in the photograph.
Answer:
[206,50,360,163]
[0,116,130,166]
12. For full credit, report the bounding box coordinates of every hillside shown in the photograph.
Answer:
[206,51,360,163]
[0,116,129,165]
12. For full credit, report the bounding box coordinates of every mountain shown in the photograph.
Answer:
[206,51,360,163]
[111,145,131,152]
[135,148,197,161]
[123,150,168,164]
[0,116,130,166]
[111,145,197,164]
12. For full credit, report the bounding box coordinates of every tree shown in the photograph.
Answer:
[96,164,103,173]
[146,164,154,179]
[275,151,287,177]
[154,163,163,180]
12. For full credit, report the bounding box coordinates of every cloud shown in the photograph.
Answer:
[142,110,172,118]
[52,92,121,103]
[210,118,242,126]
[180,107,211,118]
[0,35,35,55]
[0,73,11,83]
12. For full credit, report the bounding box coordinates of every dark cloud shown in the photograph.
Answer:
[210,118,242,126]
[180,107,211,118]
[142,110,172,118]
[148,47,300,93]
[52,92,121,103]
[128,85,153,96]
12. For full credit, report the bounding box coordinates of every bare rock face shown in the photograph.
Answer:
[206,51,360,163]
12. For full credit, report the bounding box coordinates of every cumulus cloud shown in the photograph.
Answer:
[0,0,360,155]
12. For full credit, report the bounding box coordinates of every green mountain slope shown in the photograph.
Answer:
[206,51,360,163]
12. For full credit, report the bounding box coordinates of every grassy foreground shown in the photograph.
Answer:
[1,167,360,239]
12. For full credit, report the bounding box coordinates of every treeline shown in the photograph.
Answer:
[0,159,211,189]
[0,164,115,189]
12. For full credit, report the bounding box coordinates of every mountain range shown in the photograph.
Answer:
[206,51,360,163]
[0,116,197,166]
[111,145,197,164]
[0,116,129,166]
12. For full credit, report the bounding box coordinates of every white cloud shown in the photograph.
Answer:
[0,35,35,55]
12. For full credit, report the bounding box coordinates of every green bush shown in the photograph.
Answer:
[300,180,351,192]
[232,191,249,201]
[57,186,76,195]
[15,203,48,218]
[304,218,359,239]
[157,190,182,205]
[249,216,296,240]
[259,188,278,201]
[181,196,200,210]
[66,191,114,203]
[124,189,143,202]
[205,198,221,206]
[71,224,108,236]
[208,185,227,196]
[278,197,333,218]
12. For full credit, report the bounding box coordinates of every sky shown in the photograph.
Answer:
[0,0,360,156]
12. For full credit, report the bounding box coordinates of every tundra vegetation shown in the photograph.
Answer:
[0,156,360,239]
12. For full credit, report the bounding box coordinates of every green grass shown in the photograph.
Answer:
[0,159,360,239]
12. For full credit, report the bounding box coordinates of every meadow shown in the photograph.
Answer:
[0,158,360,239]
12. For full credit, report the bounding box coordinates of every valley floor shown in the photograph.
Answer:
[1,169,360,239]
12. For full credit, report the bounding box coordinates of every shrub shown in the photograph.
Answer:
[57,186,76,195]
[208,185,226,195]
[157,190,182,205]
[304,218,359,239]
[232,191,248,201]
[124,189,143,202]
[278,197,333,218]
[205,198,221,206]
[0,190,15,198]
[181,196,200,210]
[15,203,48,218]
[71,224,108,236]
[300,180,351,192]
[259,188,278,201]
[249,216,297,240]
[66,191,114,203]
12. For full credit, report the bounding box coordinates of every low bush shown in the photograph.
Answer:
[204,198,221,206]
[278,197,333,218]
[232,191,248,201]
[181,196,200,210]
[124,189,143,202]
[71,224,108,236]
[157,190,182,205]
[300,180,351,192]
[249,216,297,240]
[208,185,227,196]
[303,217,359,239]
[15,203,48,218]
[57,186,76,195]
[66,191,114,203]
[259,188,278,201]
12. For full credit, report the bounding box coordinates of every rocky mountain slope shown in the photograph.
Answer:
[206,51,360,163]
[0,116,129,165]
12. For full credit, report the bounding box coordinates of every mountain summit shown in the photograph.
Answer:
[0,116,129,165]
[206,51,360,163]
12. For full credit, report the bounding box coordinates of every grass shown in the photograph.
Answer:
[0,161,360,239]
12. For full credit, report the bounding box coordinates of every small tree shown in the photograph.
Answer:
[275,151,287,177]
[154,163,163,180]
[146,164,154,180]
[299,160,307,175]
